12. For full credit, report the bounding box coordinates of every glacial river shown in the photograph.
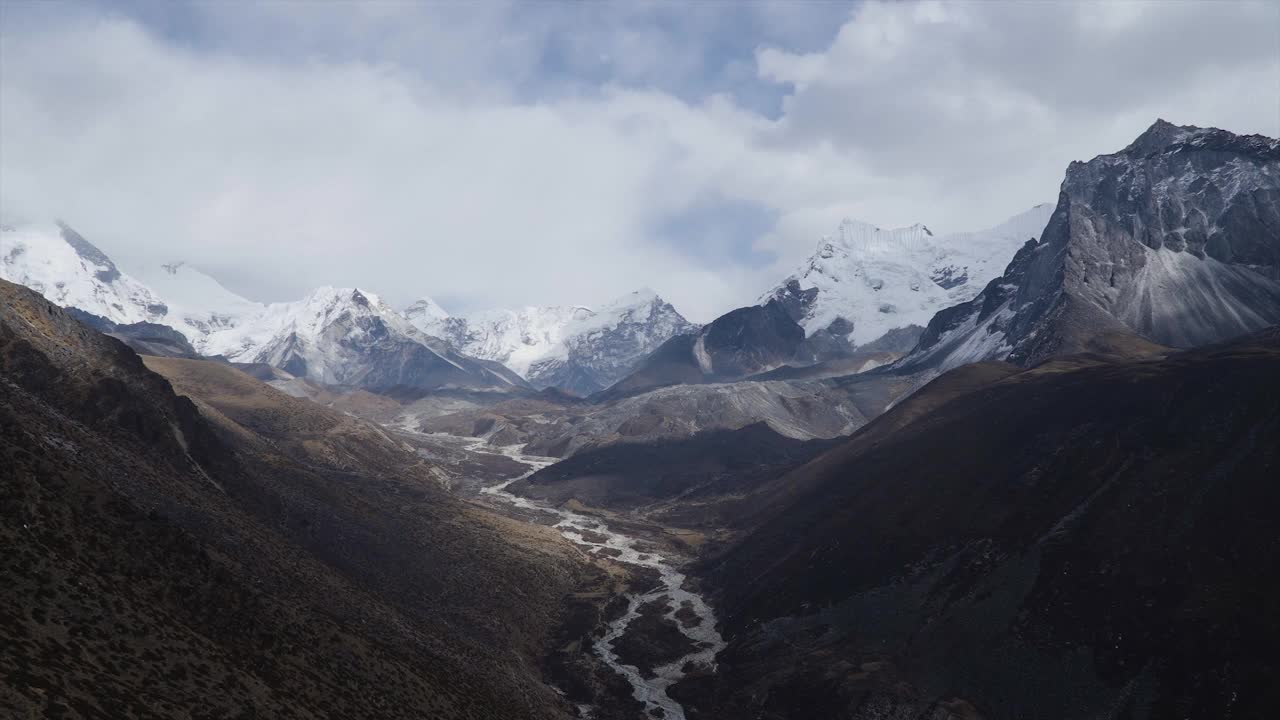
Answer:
[477,442,725,720]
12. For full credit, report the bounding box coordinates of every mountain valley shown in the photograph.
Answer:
[3,119,1278,720]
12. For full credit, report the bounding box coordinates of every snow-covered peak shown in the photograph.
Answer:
[251,286,409,345]
[762,204,1055,348]
[409,288,696,394]
[569,287,668,335]
[196,285,422,368]
[824,219,934,255]
[132,260,259,320]
[0,220,524,391]
[0,222,168,324]
[403,296,450,324]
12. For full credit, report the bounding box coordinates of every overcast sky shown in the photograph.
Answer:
[2,1,1277,321]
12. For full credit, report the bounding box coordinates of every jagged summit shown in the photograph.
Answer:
[407,287,696,395]
[902,120,1280,372]
[762,204,1055,353]
[198,284,527,390]
[1122,118,1196,156]
[1120,119,1280,159]
[403,295,450,323]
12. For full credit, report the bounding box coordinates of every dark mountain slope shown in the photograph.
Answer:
[65,306,202,358]
[603,300,805,398]
[686,330,1280,719]
[0,278,589,719]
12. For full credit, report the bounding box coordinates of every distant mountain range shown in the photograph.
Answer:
[4,120,1276,406]
[0,225,691,394]
[404,289,697,396]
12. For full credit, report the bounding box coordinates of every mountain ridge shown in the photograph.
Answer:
[761,204,1055,354]
[405,288,698,395]
[900,120,1280,374]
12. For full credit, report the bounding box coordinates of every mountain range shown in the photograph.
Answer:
[0,225,692,394]
[405,289,698,396]
[0,201,1046,401]
[488,121,1280,719]
[6,121,1275,451]
[2,119,1278,720]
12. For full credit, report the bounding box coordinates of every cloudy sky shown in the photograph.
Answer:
[2,1,1277,321]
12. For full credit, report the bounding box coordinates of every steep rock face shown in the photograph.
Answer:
[64,307,201,358]
[604,300,804,397]
[406,289,697,395]
[698,300,805,377]
[904,121,1280,372]
[762,205,1054,355]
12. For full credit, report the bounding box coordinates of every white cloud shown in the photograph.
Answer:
[753,0,1280,240]
[1,2,1276,322]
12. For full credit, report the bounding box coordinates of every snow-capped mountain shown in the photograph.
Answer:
[902,120,1280,372]
[132,260,261,337]
[403,296,450,327]
[199,286,527,390]
[404,289,697,395]
[1,222,170,324]
[761,204,1055,354]
[1,223,526,391]
[409,303,593,378]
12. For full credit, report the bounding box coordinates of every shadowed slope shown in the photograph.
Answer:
[0,278,588,719]
[687,330,1280,719]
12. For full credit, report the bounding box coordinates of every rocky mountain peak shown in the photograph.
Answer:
[1122,118,1195,156]
[902,120,1280,372]
[1119,119,1280,161]
[56,220,121,283]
